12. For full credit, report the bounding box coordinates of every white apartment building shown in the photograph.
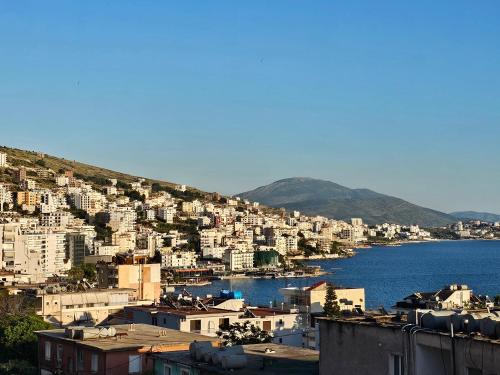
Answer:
[108,207,137,232]
[40,211,73,228]
[112,231,136,252]
[161,250,197,269]
[0,224,69,281]
[181,201,194,213]
[200,229,222,248]
[94,242,121,256]
[0,152,7,167]
[105,186,117,195]
[223,248,254,271]
[55,175,69,187]
[201,246,226,260]
[156,206,176,223]
[285,235,298,252]
[0,184,12,211]
[21,179,37,190]
[144,209,156,221]
[73,191,105,215]
[242,213,263,226]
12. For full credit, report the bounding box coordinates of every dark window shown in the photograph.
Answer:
[190,320,201,332]
[219,318,230,330]
[263,320,271,331]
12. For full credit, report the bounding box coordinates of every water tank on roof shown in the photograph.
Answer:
[220,290,231,298]
[211,346,245,365]
[221,354,247,369]
[480,317,500,337]
[231,290,243,299]
[421,311,456,331]
[462,312,496,333]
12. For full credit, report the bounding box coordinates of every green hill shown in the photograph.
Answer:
[238,177,456,227]
[0,145,205,200]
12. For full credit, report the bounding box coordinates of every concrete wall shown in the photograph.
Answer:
[319,320,403,375]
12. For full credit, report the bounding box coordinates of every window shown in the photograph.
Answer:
[219,318,230,330]
[208,321,215,333]
[77,350,84,371]
[190,320,201,333]
[67,357,73,373]
[129,354,141,374]
[180,369,190,375]
[44,341,51,361]
[56,344,63,366]
[389,354,404,375]
[164,364,172,375]
[91,353,98,373]
[263,320,271,331]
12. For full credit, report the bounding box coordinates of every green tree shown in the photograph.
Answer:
[0,314,51,367]
[81,263,96,281]
[323,283,341,318]
[67,264,96,282]
[217,321,273,346]
[67,266,84,282]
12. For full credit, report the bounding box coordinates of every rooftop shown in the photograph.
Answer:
[127,305,241,317]
[154,343,319,375]
[36,323,218,352]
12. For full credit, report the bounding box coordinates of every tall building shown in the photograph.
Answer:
[0,224,68,281]
[0,152,6,167]
[14,166,27,182]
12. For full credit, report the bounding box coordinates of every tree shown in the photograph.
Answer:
[323,283,341,318]
[67,264,96,282]
[0,313,51,367]
[80,263,97,281]
[217,321,273,346]
[67,266,84,282]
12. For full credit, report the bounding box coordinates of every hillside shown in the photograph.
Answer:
[238,177,457,227]
[450,211,500,223]
[0,145,206,199]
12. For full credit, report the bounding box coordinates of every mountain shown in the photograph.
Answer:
[450,211,500,223]
[238,177,457,227]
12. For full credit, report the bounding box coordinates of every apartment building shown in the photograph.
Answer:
[319,314,500,375]
[0,184,12,211]
[223,249,254,271]
[37,324,216,375]
[97,263,161,302]
[161,250,197,269]
[0,151,6,167]
[279,281,365,313]
[0,223,68,280]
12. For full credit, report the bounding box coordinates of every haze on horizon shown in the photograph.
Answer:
[1,1,499,214]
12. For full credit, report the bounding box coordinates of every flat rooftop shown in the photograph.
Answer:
[155,343,319,375]
[127,305,241,316]
[36,323,218,352]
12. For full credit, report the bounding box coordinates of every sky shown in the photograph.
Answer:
[1,1,499,213]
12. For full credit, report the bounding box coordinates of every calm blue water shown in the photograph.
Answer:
[181,240,500,309]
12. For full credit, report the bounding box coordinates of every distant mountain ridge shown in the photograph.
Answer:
[238,177,457,227]
[450,211,500,223]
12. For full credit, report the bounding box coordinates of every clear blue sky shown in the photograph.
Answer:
[1,1,499,213]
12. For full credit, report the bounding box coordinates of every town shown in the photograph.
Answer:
[1,148,500,374]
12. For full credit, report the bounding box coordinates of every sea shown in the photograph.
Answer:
[180,240,500,309]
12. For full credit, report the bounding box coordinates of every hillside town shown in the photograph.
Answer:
[1,149,500,374]
[0,148,463,287]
